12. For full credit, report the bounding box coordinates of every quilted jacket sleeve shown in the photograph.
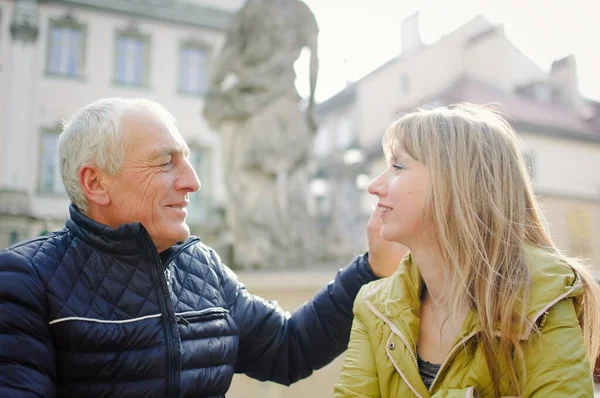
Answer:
[0,248,57,397]
[218,251,377,385]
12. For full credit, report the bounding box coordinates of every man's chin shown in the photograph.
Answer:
[153,225,191,252]
[174,224,191,242]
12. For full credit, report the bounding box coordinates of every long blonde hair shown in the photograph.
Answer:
[383,103,600,395]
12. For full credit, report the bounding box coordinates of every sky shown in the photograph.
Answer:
[294,0,599,103]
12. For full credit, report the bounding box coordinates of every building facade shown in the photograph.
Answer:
[315,13,600,268]
[0,0,246,249]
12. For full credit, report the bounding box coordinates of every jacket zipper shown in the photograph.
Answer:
[176,307,230,325]
[363,287,423,398]
[428,331,478,393]
[141,236,199,398]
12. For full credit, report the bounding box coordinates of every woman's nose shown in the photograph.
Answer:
[367,171,387,197]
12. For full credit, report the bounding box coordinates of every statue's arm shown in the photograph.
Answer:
[307,34,319,133]
[209,12,243,89]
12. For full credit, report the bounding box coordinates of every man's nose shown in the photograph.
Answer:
[177,159,201,193]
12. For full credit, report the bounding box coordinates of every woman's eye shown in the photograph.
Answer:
[392,164,404,170]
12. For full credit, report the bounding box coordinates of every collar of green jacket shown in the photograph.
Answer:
[362,244,584,347]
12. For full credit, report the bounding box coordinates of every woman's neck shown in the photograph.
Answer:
[410,246,446,306]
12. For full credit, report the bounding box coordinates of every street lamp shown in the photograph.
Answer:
[310,169,329,197]
[343,146,364,165]
[355,173,370,190]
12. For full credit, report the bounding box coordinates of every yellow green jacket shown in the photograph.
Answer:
[334,246,593,397]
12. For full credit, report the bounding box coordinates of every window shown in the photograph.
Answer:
[179,42,208,95]
[114,27,150,87]
[187,146,213,223]
[46,16,86,77]
[9,231,20,245]
[523,150,536,180]
[399,73,410,94]
[313,127,332,158]
[336,118,354,149]
[534,84,553,104]
[39,131,66,194]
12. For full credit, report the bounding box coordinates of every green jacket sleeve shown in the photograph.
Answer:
[521,298,594,397]
[334,289,381,398]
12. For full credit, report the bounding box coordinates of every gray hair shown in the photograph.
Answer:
[58,98,137,213]
[60,98,177,213]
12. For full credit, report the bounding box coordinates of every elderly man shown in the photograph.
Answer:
[0,98,403,397]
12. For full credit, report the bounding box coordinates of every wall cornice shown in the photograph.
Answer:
[39,0,233,31]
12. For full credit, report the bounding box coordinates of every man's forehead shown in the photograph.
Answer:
[148,142,189,158]
[122,104,189,156]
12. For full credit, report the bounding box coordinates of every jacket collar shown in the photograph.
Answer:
[65,205,196,257]
[364,244,584,343]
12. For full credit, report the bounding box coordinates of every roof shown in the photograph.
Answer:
[404,76,600,142]
[316,84,356,115]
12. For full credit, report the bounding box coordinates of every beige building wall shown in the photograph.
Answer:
[0,0,15,180]
[539,196,600,269]
[227,270,348,398]
[0,1,230,237]
[521,133,600,200]
[464,27,545,92]
[355,16,499,149]
[352,15,555,152]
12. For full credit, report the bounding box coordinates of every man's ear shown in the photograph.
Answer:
[79,165,110,206]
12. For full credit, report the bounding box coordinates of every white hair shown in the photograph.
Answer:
[58,97,173,213]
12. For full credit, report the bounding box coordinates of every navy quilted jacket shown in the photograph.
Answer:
[0,206,376,397]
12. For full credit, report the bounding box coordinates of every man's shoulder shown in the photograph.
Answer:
[174,237,225,273]
[0,229,73,275]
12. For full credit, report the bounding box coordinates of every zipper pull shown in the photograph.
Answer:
[176,316,190,326]
[164,268,172,290]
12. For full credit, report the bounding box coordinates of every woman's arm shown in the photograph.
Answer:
[520,298,594,397]
[333,289,381,398]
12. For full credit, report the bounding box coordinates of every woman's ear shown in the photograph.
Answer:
[79,165,110,207]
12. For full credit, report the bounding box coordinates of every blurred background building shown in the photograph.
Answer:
[0,0,244,248]
[314,13,600,268]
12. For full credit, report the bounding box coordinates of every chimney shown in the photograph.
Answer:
[401,12,423,54]
[550,55,588,115]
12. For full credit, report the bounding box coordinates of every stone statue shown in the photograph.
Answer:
[203,0,321,269]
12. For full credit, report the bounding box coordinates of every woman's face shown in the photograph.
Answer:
[367,149,433,248]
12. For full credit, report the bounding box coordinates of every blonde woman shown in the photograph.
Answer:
[334,104,600,397]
